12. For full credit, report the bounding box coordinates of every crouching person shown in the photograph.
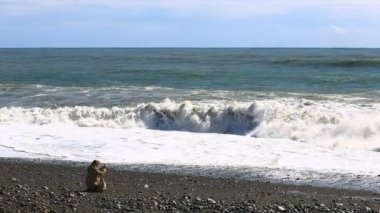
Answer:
[86,160,107,192]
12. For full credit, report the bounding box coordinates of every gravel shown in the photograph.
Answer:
[0,158,379,212]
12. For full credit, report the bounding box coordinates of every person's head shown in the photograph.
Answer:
[91,160,101,167]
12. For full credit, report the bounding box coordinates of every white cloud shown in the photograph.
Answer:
[329,25,348,35]
[2,0,380,19]
[328,24,362,36]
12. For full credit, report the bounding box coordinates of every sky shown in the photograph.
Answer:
[0,0,379,48]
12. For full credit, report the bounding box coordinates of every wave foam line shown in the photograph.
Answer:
[1,99,380,151]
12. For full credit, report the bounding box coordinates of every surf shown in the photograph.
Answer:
[1,98,380,151]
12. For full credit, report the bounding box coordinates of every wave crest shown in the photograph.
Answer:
[0,99,263,134]
[138,101,262,134]
[1,99,380,150]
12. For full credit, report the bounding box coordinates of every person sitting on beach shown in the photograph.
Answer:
[86,160,107,192]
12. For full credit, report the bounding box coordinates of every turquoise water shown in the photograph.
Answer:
[1,48,380,91]
[1,48,380,107]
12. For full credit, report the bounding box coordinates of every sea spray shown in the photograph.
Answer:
[1,98,380,151]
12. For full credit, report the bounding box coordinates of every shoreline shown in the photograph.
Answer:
[0,158,379,212]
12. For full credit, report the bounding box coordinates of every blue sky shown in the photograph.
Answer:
[0,0,379,47]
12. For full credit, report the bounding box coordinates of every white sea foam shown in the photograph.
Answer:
[0,97,380,191]
[0,124,379,191]
[1,98,380,151]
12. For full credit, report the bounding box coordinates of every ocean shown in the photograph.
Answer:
[1,48,380,191]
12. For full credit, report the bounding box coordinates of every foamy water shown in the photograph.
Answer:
[1,98,380,150]
[2,123,379,172]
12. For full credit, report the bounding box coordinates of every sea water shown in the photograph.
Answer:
[0,48,380,191]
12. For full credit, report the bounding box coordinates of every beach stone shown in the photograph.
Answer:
[365,207,372,212]
[42,186,49,190]
[361,198,370,203]
[207,198,216,204]
[78,192,87,197]
[194,205,203,210]
[277,205,286,211]
[335,202,343,207]
[321,206,331,212]
[287,203,295,209]
[144,184,149,189]
[10,177,17,182]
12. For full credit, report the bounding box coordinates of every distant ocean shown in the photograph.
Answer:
[1,48,379,192]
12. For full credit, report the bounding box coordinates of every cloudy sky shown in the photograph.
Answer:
[0,0,379,47]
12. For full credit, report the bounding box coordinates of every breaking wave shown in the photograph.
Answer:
[0,99,261,135]
[1,99,380,150]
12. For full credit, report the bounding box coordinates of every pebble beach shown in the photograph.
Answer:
[0,159,379,212]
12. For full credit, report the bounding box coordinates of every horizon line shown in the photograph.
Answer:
[0,46,379,49]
